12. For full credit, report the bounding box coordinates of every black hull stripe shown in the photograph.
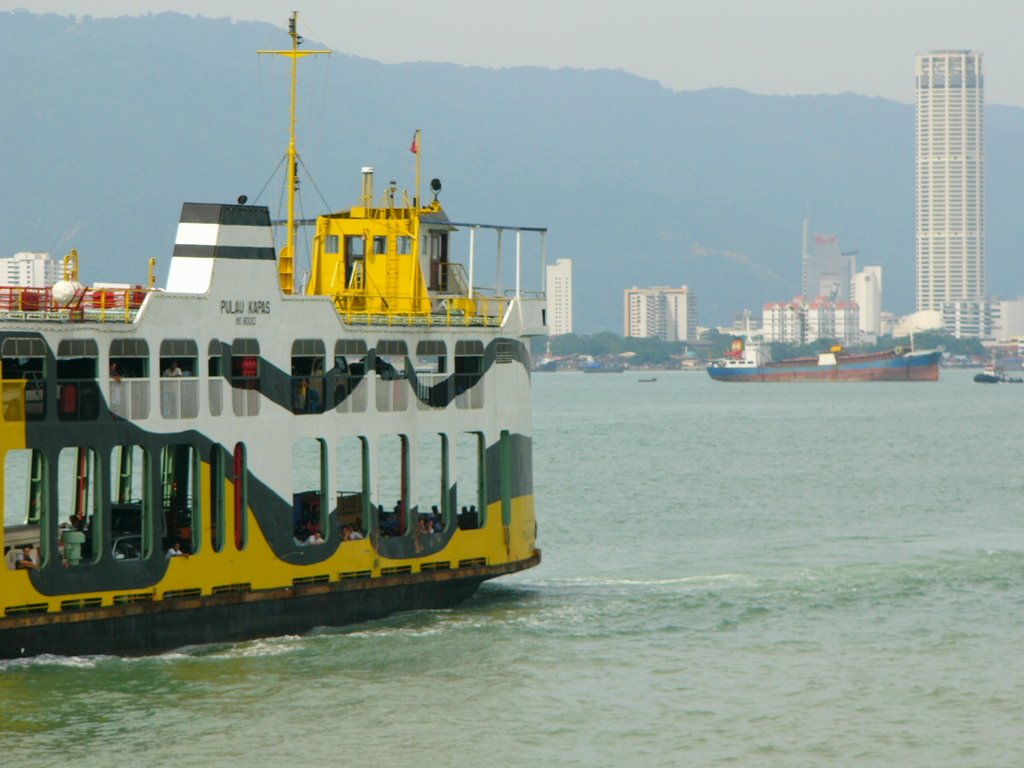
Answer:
[0,556,538,659]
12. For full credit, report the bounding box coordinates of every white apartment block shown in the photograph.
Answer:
[0,252,61,287]
[623,285,697,342]
[762,296,859,346]
[915,51,985,319]
[852,266,883,337]
[545,258,573,336]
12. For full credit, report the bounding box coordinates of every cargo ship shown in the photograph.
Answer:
[0,14,544,659]
[707,338,941,382]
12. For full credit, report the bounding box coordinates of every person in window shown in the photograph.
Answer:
[163,360,183,377]
[166,540,187,558]
[14,545,39,570]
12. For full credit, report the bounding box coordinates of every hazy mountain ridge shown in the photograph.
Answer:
[3,10,1023,331]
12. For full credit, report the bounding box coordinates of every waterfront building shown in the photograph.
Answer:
[623,285,697,341]
[545,258,573,336]
[0,251,60,287]
[762,295,859,346]
[915,51,985,325]
[852,266,883,337]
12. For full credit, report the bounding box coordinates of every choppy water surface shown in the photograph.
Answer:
[2,370,1023,767]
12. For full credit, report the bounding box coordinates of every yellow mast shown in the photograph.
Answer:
[258,11,330,295]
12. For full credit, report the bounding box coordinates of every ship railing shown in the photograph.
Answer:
[0,285,151,324]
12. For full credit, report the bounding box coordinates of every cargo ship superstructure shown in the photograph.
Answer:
[0,14,544,658]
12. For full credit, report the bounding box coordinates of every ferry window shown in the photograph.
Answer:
[377,435,409,537]
[3,449,46,569]
[293,438,327,545]
[57,339,99,421]
[111,444,152,560]
[230,339,260,417]
[161,444,199,555]
[208,340,225,417]
[1,337,47,421]
[110,338,150,420]
[325,234,339,255]
[336,436,369,541]
[415,340,448,409]
[232,442,247,550]
[416,433,448,535]
[291,339,325,415]
[160,339,199,419]
[333,339,368,413]
[454,340,484,409]
[375,340,408,412]
[58,447,100,565]
[345,236,365,258]
[209,444,225,553]
[495,341,514,363]
[372,236,387,255]
[396,236,412,255]
[456,432,484,530]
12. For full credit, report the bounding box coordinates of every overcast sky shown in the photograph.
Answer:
[5,0,1024,106]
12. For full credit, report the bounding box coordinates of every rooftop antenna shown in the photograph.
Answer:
[258,11,330,295]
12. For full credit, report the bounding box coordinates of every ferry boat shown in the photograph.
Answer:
[707,338,941,382]
[0,15,544,659]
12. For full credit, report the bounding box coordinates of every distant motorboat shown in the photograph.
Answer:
[974,364,1023,384]
[638,376,657,383]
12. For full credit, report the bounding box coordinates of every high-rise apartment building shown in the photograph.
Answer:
[852,266,883,337]
[623,286,697,341]
[545,258,573,335]
[915,51,984,316]
[0,252,61,287]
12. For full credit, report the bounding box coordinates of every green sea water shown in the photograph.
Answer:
[2,369,1023,767]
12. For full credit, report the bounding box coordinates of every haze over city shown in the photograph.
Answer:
[6,0,1024,106]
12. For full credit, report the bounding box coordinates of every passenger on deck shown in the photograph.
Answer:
[163,360,184,377]
[430,505,443,532]
[306,530,324,545]
[14,545,39,570]
[166,540,186,558]
[342,524,364,541]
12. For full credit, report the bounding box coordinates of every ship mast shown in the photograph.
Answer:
[258,11,330,295]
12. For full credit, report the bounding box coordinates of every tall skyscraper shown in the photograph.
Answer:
[915,50,984,314]
[545,258,573,336]
[801,221,855,303]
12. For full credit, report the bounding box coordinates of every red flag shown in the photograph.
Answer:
[410,131,419,154]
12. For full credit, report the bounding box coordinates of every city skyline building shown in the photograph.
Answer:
[762,296,860,346]
[801,221,855,303]
[545,257,573,335]
[852,266,883,338]
[915,50,985,326]
[0,251,60,287]
[623,285,698,342]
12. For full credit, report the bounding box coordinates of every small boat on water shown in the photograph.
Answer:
[974,364,1024,383]
[638,377,657,383]
[707,338,941,382]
